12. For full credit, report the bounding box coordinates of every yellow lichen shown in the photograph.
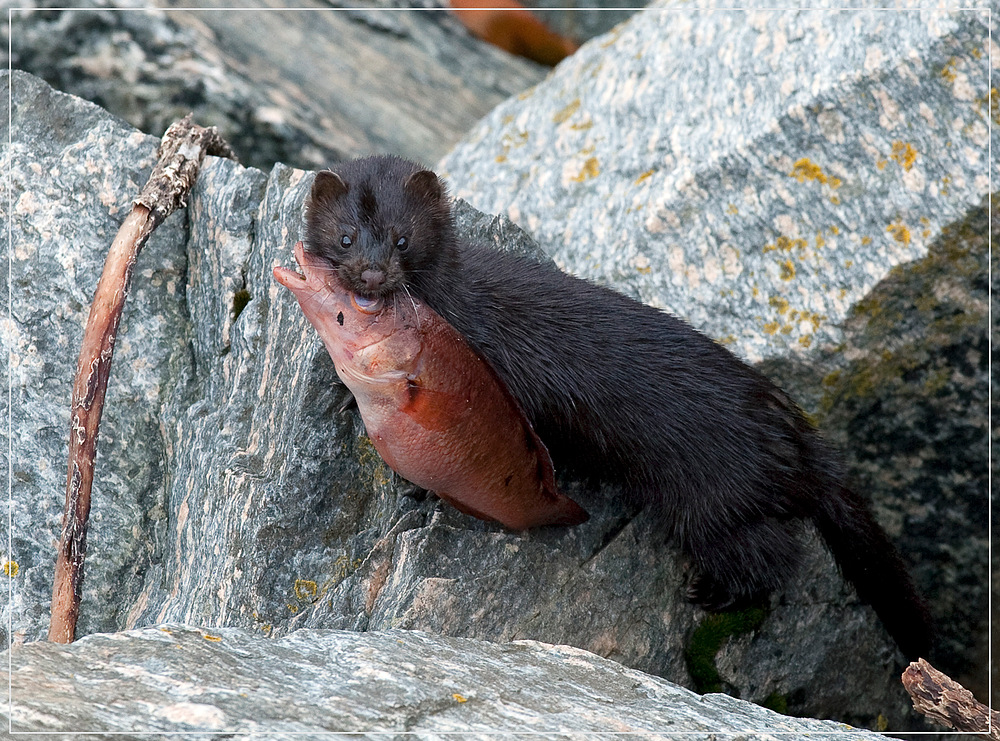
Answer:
[890,141,918,171]
[769,296,790,314]
[763,322,780,335]
[763,236,807,254]
[571,157,600,183]
[633,169,654,186]
[779,260,796,280]
[294,579,318,601]
[333,554,363,579]
[501,130,529,149]
[940,58,958,83]
[553,99,581,124]
[3,560,18,577]
[203,634,222,642]
[453,694,468,703]
[726,204,739,215]
[789,158,827,184]
[887,222,911,245]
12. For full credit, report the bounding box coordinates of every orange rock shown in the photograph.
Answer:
[448,0,578,67]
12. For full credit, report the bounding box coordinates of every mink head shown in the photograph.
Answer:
[303,155,458,298]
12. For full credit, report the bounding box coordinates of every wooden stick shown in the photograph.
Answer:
[901,658,999,739]
[49,116,236,643]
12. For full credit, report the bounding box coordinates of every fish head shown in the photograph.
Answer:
[273,241,423,389]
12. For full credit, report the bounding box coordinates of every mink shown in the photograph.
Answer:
[302,154,933,661]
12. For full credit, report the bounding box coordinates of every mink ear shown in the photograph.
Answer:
[310,170,348,205]
[404,169,445,202]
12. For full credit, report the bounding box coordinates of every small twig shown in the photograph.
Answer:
[902,658,999,739]
[49,116,236,644]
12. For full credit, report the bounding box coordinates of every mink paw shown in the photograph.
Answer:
[686,573,737,611]
[686,573,766,613]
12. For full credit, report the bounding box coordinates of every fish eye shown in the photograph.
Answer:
[396,236,408,251]
[351,293,384,315]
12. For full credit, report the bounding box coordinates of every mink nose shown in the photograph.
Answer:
[360,269,386,292]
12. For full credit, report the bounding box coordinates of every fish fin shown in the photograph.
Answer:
[520,409,588,525]
[435,490,496,522]
[399,377,469,432]
[473,350,591,527]
[338,389,356,413]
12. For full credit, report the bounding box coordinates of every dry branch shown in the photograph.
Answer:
[49,116,236,644]
[902,658,998,739]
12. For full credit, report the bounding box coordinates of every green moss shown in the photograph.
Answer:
[761,692,788,715]
[684,606,768,694]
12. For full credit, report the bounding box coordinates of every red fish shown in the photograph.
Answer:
[273,241,588,530]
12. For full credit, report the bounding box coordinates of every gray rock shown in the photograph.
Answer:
[524,0,646,44]
[4,2,987,721]
[439,0,992,703]
[5,0,546,171]
[439,0,994,363]
[2,70,189,644]
[2,624,889,739]
[2,69,924,730]
[814,199,991,700]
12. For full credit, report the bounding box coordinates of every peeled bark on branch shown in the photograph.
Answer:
[902,658,998,739]
[49,116,236,644]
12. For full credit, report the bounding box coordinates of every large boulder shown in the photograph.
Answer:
[439,0,993,703]
[1,624,891,738]
[4,0,545,171]
[0,68,947,733]
[2,0,990,730]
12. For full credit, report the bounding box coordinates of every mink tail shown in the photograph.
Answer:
[814,486,933,662]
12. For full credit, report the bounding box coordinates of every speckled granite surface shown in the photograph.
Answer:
[440,0,994,363]
[3,625,889,738]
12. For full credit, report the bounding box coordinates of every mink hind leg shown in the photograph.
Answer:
[682,517,804,612]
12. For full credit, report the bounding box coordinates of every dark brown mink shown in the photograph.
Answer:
[302,154,933,661]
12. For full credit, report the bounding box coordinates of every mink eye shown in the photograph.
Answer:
[396,236,408,251]
[340,235,352,249]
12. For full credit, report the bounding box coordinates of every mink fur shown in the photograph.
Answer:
[303,154,933,661]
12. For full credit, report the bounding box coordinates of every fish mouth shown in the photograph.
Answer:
[273,242,317,288]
